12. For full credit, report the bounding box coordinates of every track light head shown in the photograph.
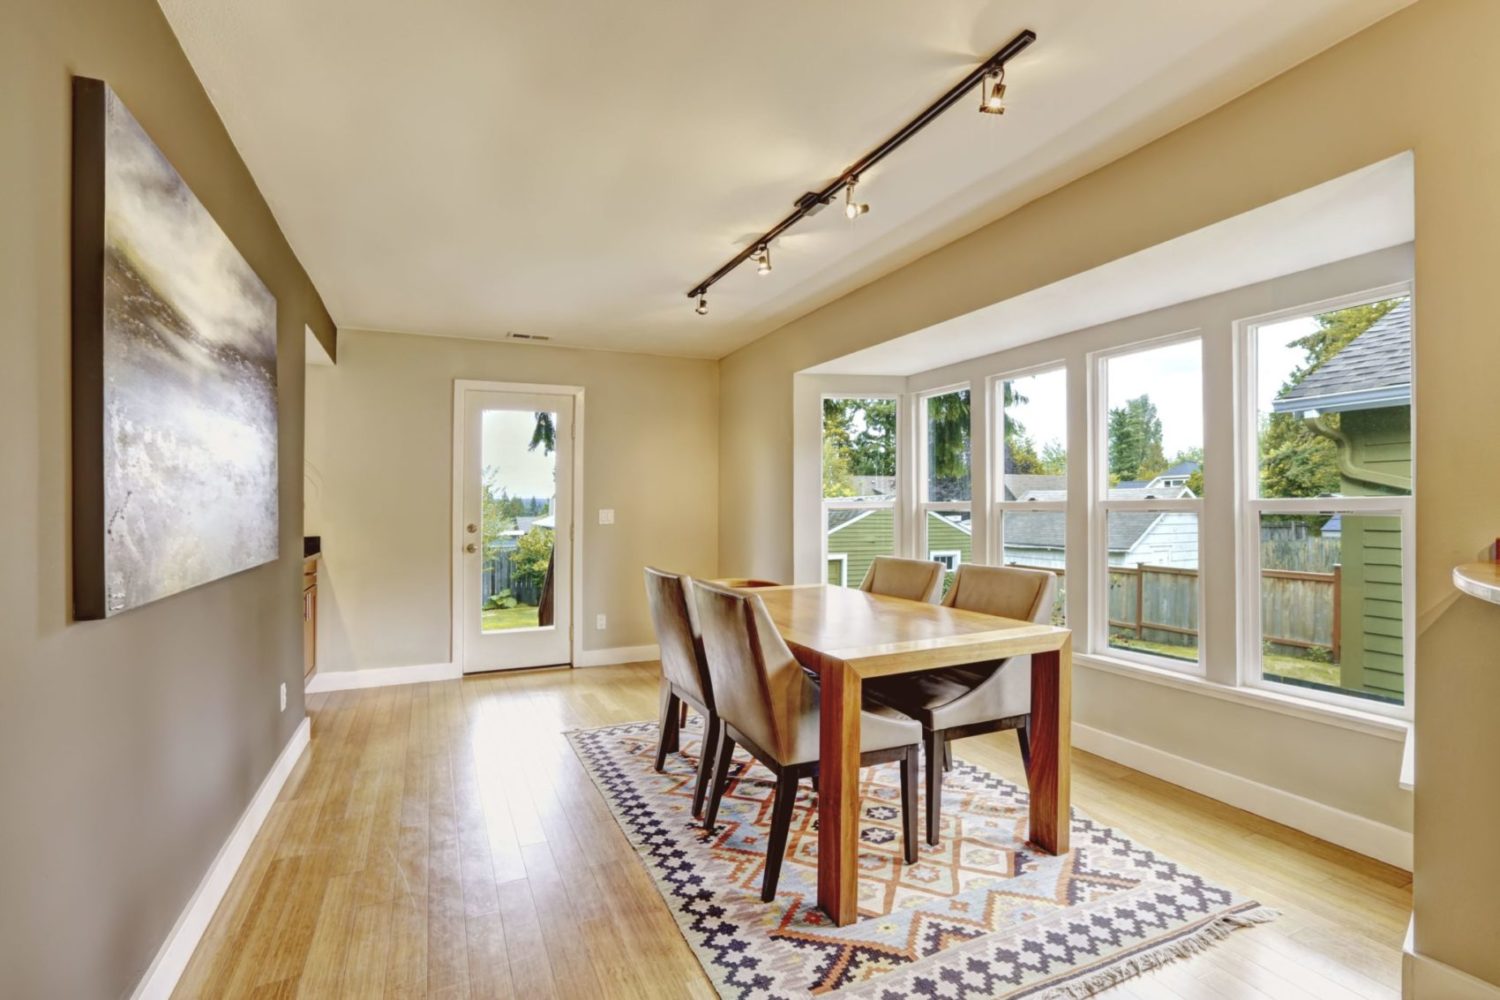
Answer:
[755,244,772,275]
[695,294,708,315]
[844,179,870,220]
[979,69,1007,115]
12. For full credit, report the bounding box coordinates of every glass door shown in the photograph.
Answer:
[458,388,573,671]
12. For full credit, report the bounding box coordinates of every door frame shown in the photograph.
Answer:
[450,379,585,671]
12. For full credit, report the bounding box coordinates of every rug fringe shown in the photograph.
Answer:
[1037,906,1279,999]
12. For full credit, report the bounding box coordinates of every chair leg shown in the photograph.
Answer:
[761,771,800,902]
[925,728,944,846]
[655,684,681,771]
[703,728,737,832]
[900,746,919,864]
[691,713,720,819]
[942,739,953,772]
[679,701,689,729]
[1017,718,1033,773]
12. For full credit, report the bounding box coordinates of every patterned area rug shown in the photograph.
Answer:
[568,719,1276,999]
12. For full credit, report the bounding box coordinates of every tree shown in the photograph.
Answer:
[1259,298,1402,500]
[926,389,971,500]
[481,468,518,543]
[1107,395,1164,481]
[1036,441,1067,476]
[509,526,554,596]
[530,412,556,455]
[850,399,897,476]
[822,437,857,498]
[1001,382,1042,474]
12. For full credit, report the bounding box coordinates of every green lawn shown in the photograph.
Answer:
[481,605,540,631]
[1107,634,1342,687]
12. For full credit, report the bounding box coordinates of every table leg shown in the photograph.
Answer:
[1026,637,1072,854]
[817,658,860,926]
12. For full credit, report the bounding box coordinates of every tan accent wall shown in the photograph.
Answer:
[0,1,334,996]
[306,329,719,671]
[719,0,1500,984]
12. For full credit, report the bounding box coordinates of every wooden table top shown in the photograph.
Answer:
[742,584,1070,679]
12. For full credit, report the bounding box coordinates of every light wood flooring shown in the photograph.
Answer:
[173,663,1411,998]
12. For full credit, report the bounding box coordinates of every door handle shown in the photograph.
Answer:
[465,542,478,554]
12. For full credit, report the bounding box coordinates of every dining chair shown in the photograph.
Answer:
[865,563,1057,845]
[643,567,720,820]
[694,581,922,902]
[858,555,945,603]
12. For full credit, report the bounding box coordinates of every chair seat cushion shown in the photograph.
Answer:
[781,686,922,766]
[866,657,1031,732]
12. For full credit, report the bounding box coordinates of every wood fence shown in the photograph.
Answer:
[1008,562,1342,658]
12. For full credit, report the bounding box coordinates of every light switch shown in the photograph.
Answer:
[598,508,615,525]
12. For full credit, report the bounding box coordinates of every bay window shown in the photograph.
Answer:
[1240,290,1413,711]
[1093,336,1204,670]
[994,365,1068,624]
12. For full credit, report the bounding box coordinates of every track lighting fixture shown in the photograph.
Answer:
[979,67,1007,115]
[844,179,870,220]
[685,28,1035,313]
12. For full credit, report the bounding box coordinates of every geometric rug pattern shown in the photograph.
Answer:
[568,718,1275,999]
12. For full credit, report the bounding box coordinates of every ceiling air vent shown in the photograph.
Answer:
[505,331,551,343]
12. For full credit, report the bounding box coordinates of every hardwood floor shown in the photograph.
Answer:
[173,663,1411,998]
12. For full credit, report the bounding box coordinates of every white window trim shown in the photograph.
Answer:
[1088,331,1207,675]
[825,552,849,587]
[929,549,962,570]
[990,362,1071,621]
[1234,283,1415,721]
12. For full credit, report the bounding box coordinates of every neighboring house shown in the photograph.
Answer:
[1147,460,1199,489]
[824,507,971,586]
[1271,297,1412,703]
[1001,486,1199,570]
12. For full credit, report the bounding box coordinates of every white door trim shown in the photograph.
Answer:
[451,380,585,670]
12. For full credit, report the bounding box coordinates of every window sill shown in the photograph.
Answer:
[1074,652,1410,742]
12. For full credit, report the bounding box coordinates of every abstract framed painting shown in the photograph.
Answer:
[71,78,279,620]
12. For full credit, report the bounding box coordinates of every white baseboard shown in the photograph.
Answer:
[305,661,460,693]
[131,716,311,1000]
[573,643,660,668]
[1405,918,1500,999]
[1072,722,1413,871]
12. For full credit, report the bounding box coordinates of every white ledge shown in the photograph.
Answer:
[1075,652,1409,741]
[1453,562,1500,604]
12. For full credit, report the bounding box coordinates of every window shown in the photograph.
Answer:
[930,550,961,571]
[919,388,972,592]
[995,365,1068,625]
[1095,337,1204,668]
[1242,292,1413,710]
[822,396,898,588]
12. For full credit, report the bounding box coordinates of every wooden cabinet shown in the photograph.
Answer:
[302,555,318,678]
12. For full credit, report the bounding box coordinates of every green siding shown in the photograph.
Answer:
[824,510,975,588]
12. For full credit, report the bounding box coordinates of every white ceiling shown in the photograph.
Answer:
[808,153,1415,376]
[158,0,1412,360]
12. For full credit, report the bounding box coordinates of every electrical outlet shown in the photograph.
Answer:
[279,682,287,712]
[598,508,615,525]
[596,613,607,630]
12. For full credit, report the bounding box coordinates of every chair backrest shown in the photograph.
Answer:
[643,567,712,708]
[693,581,816,763]
[858,556,945,603]
[940,563,1057,624]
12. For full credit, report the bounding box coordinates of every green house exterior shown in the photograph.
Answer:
[825,509,971,587]
[1273,298,1411,704]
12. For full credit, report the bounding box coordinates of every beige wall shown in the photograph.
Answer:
[306,329,719,672]
[720,0,1500,985]
[1,1,334,996]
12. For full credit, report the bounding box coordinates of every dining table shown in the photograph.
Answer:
[730,582,1073,927]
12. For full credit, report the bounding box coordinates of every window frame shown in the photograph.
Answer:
[826,552,849,587]
[915,383,974,573]
[819,392,904,588]
[990,361,1070,623]
[1089,331,1207,674]
[929,549,962,571]
[1234,283,1415,720]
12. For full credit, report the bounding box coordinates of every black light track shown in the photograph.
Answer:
[686,28,1037,304]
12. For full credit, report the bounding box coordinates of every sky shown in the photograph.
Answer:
[482,409,558,499]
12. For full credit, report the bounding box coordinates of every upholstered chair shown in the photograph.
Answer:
[693,581,922,901]
[858,556,945,603]
[643,567,720,819]
[866,564,1057,845]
